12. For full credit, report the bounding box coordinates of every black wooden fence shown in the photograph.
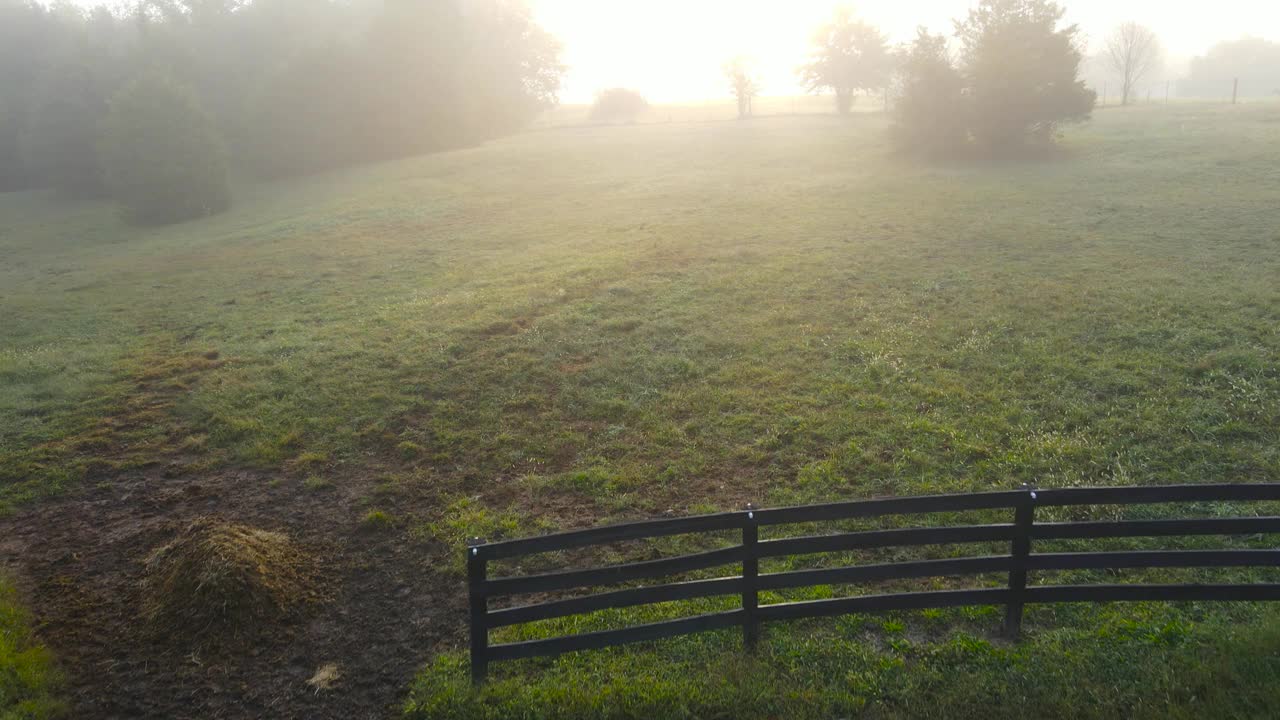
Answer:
[466,484,1280,683]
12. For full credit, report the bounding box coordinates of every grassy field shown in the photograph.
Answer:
[2,102,1280,717]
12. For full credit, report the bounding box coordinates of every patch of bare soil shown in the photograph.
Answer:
[0,466,464,719]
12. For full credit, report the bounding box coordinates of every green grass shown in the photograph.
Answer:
[407,606,1280,720]
[0,577,63,720]
[3,102,1280,715]
[4,103,1277,516]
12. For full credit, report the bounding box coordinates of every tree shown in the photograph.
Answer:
[0,96,23,191]
[241,0,564,172]
[243,43,367,177]
[1106,22,1162,105]
[956,0,1095,151]
[22,59,109,197]
[100,72,230,224]
[1,1,129,194]
[892,29,967,156]
[461,0,566,140]
[799,7,891,115]
[0,0,60,191]
[723,56,760,119]
[1,0,566,194]
[1182,36,1280,98]
[360,0,467,158]
[590,88,648,125]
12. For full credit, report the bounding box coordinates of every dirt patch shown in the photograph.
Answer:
[0,466,465,720]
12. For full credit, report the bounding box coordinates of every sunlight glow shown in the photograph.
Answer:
[532,0,1280,102]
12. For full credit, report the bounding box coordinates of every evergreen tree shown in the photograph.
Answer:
[956,0,1095,150]
[100,72,230,224]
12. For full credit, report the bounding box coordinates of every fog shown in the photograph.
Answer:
[5,0,1280,716]
[53,0,1280,102]
[8,0,1278,216]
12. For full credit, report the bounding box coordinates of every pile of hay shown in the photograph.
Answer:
[141,518,320,645]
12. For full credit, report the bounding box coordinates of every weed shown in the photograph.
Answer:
[303,476,333,492]
[360,509,395,530]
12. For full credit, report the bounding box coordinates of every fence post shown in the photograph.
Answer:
[1232,78,1239,105]
[1003,484,1037,639]
[742,504,759,653]
[468,537,489,685]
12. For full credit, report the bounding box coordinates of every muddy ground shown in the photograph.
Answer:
[0,466,464,719]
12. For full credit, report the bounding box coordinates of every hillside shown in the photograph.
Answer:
[2,104,1279,718]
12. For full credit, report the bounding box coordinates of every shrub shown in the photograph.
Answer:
[100,72,230,224]
[590,88,649,125]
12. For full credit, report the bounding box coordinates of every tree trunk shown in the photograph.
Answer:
[836,90,853,115]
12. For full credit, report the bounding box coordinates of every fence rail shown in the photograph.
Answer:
[466,484,1280,683]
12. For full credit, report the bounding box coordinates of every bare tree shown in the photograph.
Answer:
[1106,22,1162,105]
[723,57,760,119]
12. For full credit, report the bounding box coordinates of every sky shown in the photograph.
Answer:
[532,0,1280,102]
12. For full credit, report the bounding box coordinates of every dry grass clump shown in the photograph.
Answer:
[141,518,320,645]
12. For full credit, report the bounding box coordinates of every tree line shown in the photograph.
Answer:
[1182,37,1280,98]
[723,1,1274,154]
[789,2,1279,117]
[597,0,1097,155]
[0,0,563,223]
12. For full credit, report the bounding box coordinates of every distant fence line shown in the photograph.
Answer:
[1092,77,1271,106]
[465,483,1280,684]
[534,85,1271,130]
